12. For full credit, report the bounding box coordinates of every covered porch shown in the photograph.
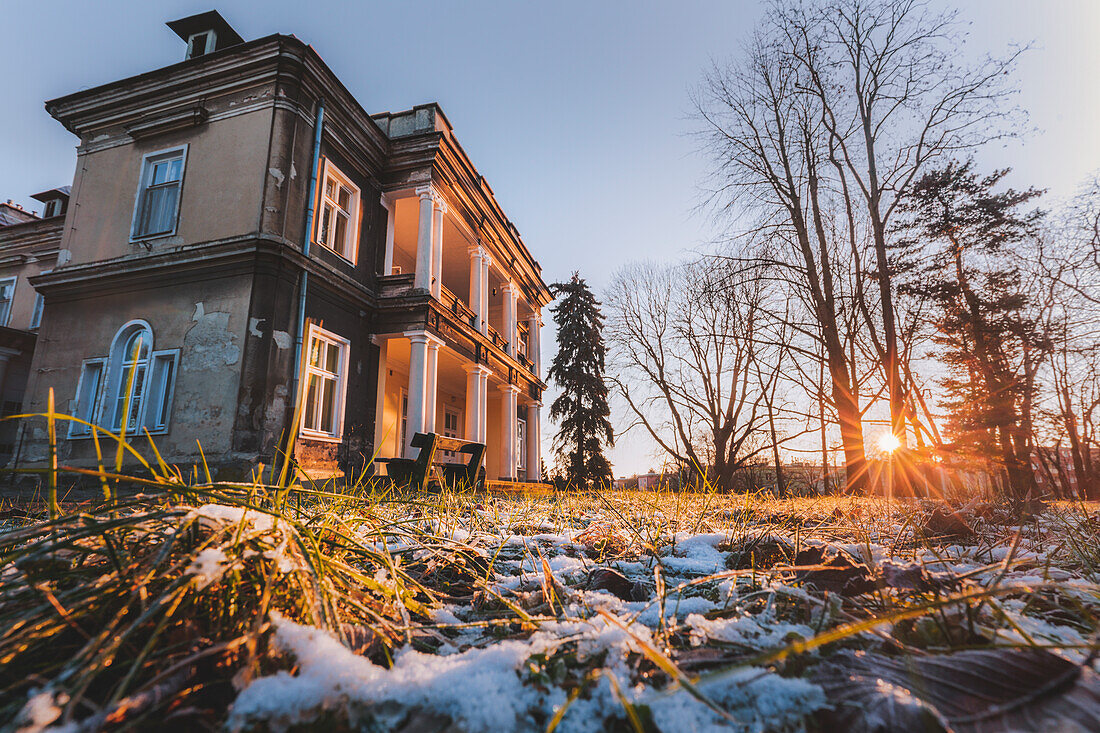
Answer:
[372,332,541,482]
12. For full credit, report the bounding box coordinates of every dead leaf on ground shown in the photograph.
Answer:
[586,567,650,601]
[812,648,1100,732]
[794,546,876,596]
[720,533,795,570]
[919,506,976,543]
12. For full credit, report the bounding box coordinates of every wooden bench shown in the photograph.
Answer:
[377,432,486,490]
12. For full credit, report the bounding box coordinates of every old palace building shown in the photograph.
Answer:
[0,11,548,482]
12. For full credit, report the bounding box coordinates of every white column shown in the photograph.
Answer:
[468,246,484,330]
[372,336,388,457]
[500,384,520,479]
[502,282,517,355]
[414,187,436,291]
[464,364,491,442]
[528,312,542,378]
[464,366,481,442]
[479,253,491,335]
[431,197,447,299]
[527,402,542,481]
[477,370,489,441]
[405,334,429,457]
[425,340,440,433]
[405,331,443,455]
[381,194,395,276]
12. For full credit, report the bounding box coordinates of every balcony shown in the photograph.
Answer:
[440,284,477,329]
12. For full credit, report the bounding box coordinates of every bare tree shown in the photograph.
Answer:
[1030,177,1100,498]
[696,32,872,492]
[606,259,787,489]
[778,0,1025,454]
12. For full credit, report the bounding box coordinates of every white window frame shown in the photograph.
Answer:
[400,387,409,452]
[130,145,188,242]
[0,277,16,328]
[442,407,462,461]
[187,30,217,58]
[299,323,351,442]
[144,349,180,433]
[517,322,530,361]
[517,417,527,471]
[314,159,361,264]
[29,291,45,330]
[69,321,179,439]
[43,199,61,218]
[68,357,106,438]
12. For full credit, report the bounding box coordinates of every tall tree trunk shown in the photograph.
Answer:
[768,403,784,497]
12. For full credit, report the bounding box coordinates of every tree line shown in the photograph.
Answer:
[588,0,1100,501]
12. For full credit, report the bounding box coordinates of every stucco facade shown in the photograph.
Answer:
[4,12,550,483]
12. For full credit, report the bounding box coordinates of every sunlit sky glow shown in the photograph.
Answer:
[1,1,1098,475]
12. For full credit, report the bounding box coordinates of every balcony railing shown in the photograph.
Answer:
[487,324,508,353]
[379,275,539,380]
[377,272,415,298]
[439,284,477,329]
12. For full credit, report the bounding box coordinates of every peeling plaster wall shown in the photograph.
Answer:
[22,273,252,468]
[231,255,298,464]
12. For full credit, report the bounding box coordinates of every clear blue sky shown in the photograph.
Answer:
[2,1,1098,475]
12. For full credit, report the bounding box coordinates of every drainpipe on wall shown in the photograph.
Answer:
[290,98,324,428]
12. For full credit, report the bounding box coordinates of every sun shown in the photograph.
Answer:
[877,432,901,454]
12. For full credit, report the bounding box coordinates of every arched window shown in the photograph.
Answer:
[69,321,180,437]
[107,323,152,431]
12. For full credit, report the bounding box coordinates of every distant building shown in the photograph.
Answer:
[613,471,665,490]
[3,11,549,482]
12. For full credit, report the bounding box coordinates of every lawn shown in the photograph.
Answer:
[2,474,1098,732]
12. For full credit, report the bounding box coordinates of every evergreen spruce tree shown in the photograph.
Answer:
[901,162,1047,501]
[548,272,614,487]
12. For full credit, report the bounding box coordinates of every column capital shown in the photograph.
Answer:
[501,280,518,295]
[464,363,493,376]
[467,243,488,260]
[379,192,394,210]
[499,383,522,395]
[415,184,443,205]
[404,330,445,348]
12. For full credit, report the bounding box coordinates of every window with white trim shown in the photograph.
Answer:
[300,324,350,440]
[68,322,180,438]
[517,322,530,362]
[132,147,186,240]
[315,160,360,262]
[187,30,217,59]
[43,199,62,218]
[517,417,527,471]
[443,408,461,462]
[29,292,44,330]
[400,388,408,453]
[0,278,15,327]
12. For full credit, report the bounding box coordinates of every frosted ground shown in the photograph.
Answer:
[5,489,1099,732]
[218,491,1100,732]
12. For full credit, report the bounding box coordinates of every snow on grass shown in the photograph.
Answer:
[230,615,565,732]
[186,547,228,589]
[221,494,1099,731]
[231,611,826,733]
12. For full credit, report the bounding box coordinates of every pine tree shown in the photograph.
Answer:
[901,162,1047,501]
[548,272,614,487]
